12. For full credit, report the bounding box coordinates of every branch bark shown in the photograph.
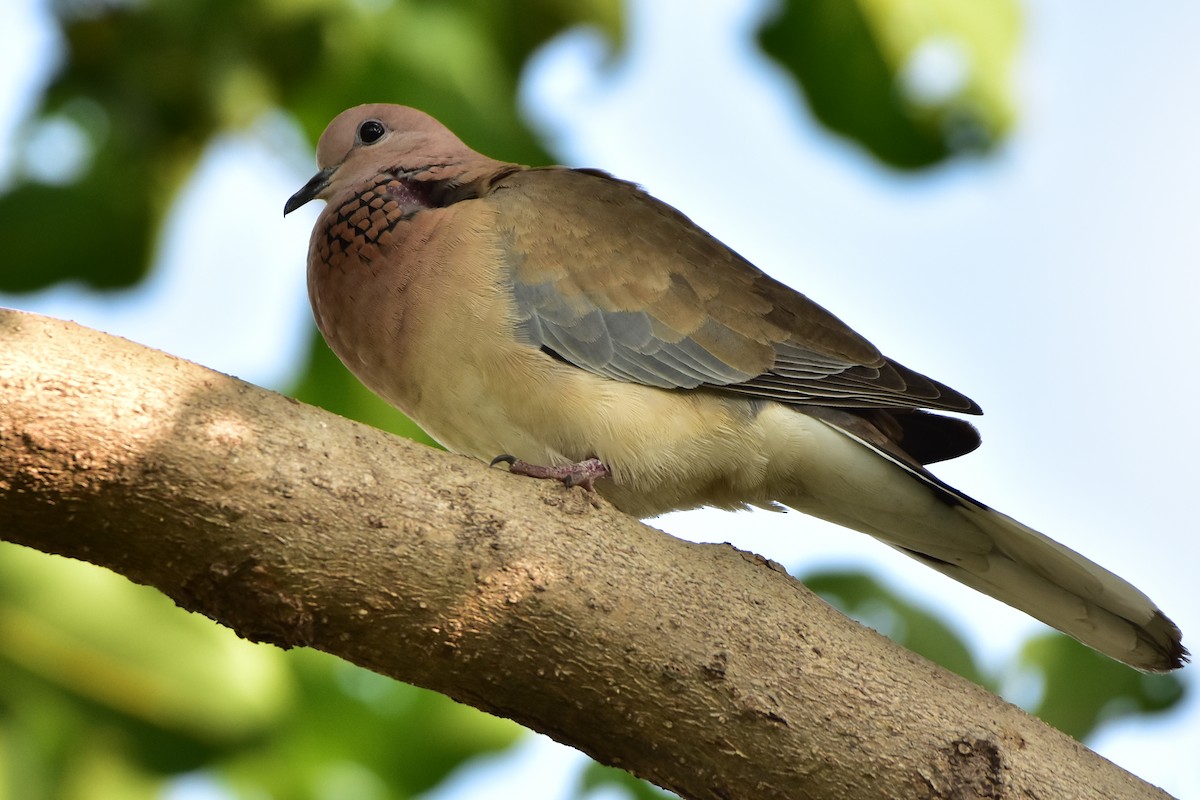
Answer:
[0,308,1174,800]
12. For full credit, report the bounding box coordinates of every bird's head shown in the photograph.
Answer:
[284,103,481,215]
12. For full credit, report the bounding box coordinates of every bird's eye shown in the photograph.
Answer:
[357,120,386,144]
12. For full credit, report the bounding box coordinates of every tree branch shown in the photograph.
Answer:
[0,309,1174,800]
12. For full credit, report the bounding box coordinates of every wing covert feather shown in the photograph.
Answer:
[490,166,979,414]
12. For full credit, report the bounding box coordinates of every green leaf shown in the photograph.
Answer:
[0,546,289,743]
[216,649,523,798]
[759,0,1019,168]
[0,545,290,798]
[575,760,675,800]
[1019,634,1186,740]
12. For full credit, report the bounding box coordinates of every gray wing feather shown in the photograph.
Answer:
[496,167,979,414]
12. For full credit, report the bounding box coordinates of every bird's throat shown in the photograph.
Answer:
[313,176,434,272]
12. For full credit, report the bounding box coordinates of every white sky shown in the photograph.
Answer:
[2,0,1197,797]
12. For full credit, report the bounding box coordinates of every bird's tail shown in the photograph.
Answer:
[792,415,1187,672]
[895,502,1186,672]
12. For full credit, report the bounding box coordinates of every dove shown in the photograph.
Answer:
[285,103,1186,672]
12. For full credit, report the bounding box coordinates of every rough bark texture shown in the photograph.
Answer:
[0,309,1175,800]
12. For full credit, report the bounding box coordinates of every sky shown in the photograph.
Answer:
[2,0,1198,797]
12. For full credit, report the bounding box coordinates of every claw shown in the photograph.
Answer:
[490,455,611,492]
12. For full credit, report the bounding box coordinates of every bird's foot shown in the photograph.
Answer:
[490,455,611,491]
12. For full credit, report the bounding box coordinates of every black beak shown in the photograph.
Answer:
[284,167,336,216]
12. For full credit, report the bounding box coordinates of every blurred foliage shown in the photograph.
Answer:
[575,762,675,800]
[760,0,1020,168]
[0,1,1180,799]
[0,546,522,800]
[1018,632,1185,740]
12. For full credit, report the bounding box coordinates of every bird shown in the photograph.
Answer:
[285,103,1186,672]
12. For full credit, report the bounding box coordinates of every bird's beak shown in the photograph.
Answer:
[284,167,336,216]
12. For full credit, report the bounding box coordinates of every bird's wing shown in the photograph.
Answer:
[488,166,980,415]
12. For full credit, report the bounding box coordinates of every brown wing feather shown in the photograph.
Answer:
[488,166,980,416]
